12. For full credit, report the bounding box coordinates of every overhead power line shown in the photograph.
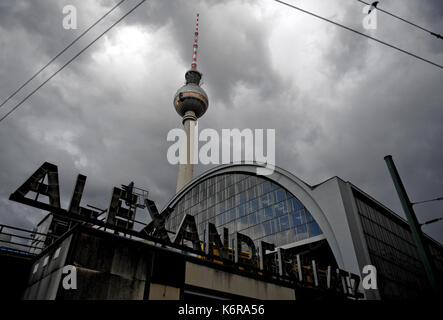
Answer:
[0,0,127,111]
[413,196,443,206]
[273,0,443,70]
[0,0,147,124]
[421,217,443,226]
[357,0,443,40]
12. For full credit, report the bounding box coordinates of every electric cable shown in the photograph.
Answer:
[0,0,127,110]
[0,0,147,124]
[273,0,443,70]
[357,0,443,40]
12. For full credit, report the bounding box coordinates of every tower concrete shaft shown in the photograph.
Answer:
[176,111,197,192]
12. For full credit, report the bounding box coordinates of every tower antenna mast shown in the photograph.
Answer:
[191,13,199,70]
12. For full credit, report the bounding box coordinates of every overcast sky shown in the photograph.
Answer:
[0,0,442,244]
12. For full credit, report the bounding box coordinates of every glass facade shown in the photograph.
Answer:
[166,173,323,249]
[354,192,443,299]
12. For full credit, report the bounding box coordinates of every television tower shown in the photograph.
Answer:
[173,13,209,192]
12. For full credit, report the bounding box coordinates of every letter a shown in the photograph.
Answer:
[63,5,78,30]
[62,265,77,290]
[167,128,187,165]
[362,265,377,289]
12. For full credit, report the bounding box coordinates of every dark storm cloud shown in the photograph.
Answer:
[0,0,442,246]
[321,2,372,77]
[126,0,288,107]
[279,0,443,243]
[0,0,172,230]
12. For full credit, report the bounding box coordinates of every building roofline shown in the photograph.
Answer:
[162,161,347,268]
[164,162,443,249]
[163,162,314,211]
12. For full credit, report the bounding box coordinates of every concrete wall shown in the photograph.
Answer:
[309,178,361,277]
[21,226,352,300]
[149,283,180,300]
[298,177,381,299]
[185,262,295,300]
[340,182,381,300]
[23,234,72,300]
[58,230,150,300]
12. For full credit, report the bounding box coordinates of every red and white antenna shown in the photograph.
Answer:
[191,13,199,70]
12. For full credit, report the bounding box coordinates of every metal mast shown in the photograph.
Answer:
[384,155,441,296]
[191,13,199,70]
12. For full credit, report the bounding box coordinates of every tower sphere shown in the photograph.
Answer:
[173,69,209,119]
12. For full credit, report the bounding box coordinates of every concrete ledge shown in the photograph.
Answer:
[149,283,180,300]
[185,262,295,300]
